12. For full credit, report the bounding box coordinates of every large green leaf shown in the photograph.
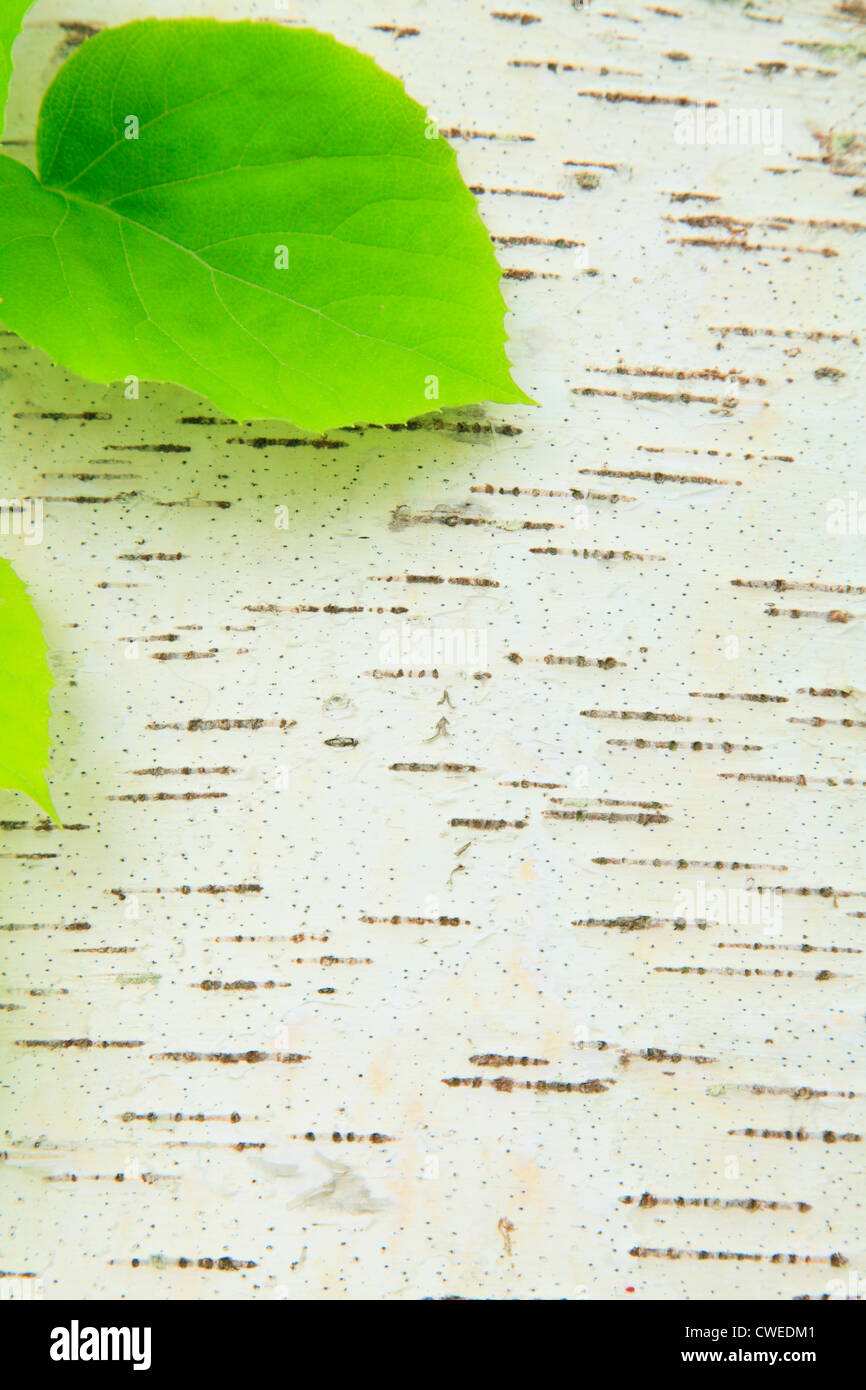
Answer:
[0,556,56,821]
[0,18,529,427]
[0,0,33,137]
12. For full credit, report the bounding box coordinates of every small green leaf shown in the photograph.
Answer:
[0,19,530,427]
[0,556,57,821]
[0,0,33,137]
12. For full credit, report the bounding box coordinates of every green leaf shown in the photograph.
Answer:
[0,0,34,137]
[0,19,530,427]
[0,556,56,822]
